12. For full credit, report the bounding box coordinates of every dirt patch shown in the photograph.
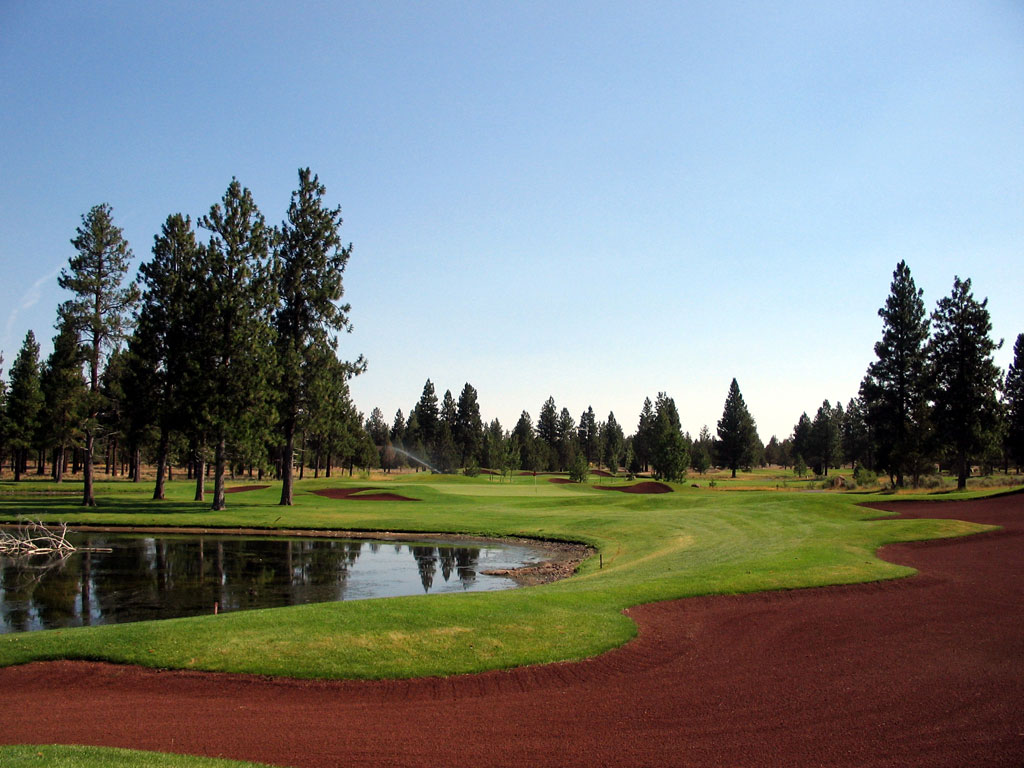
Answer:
[595,481,673,494]
[223,484,270,494]
[1,493,1021,767]
[591,469,613,477]
[309,487,418,502]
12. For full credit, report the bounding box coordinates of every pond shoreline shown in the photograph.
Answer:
[2,523,594,587]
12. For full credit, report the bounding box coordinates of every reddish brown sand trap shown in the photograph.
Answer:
[596,480,673,493]
[309,487,418,502]
[223,485,270,494]
[1,493,1021,767]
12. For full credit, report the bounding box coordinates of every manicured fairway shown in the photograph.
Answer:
[0,474,992,678]
[0,489,1020,767]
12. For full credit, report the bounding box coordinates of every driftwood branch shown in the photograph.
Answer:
[0,520,110,559]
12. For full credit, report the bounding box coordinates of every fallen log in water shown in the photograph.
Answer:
[0,521,111,558]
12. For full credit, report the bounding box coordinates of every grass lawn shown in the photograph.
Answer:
[0,472,996,679]
[0,745,275,767]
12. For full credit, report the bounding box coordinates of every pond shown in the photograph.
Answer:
[0,531,552,634]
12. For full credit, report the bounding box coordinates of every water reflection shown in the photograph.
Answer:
[0,532,544,634]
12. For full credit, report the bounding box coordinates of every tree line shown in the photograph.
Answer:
[0,169,371,508]
[762,261,1024,489]
[3,201,1021,499]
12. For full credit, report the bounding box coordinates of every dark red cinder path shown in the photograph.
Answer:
[1,492,1021,767]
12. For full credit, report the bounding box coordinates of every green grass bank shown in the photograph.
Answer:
[0,472,995,679]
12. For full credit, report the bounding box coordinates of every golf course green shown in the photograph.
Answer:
[0,471,993,680]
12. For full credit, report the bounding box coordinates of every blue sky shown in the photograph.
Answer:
[1,1,1022,441]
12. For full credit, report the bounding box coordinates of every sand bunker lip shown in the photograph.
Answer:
[595,481,673,494]
[223,485,270,493]
[310,487,419,502]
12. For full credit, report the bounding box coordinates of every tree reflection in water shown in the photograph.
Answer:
[0,533,539,633]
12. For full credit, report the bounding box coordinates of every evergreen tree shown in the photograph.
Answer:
[131,213,202,499]
[0,352,7,475]
[717,378,757,478]
[651,392,688,482]
[578,406,598,465]
[859,261,932,487]
[41,318,86,482]
[6,331,44,481]
[481,418,505,471]
[454,383,483,468]
[692,425,712,474]
[633,397,656,472]
[512,411,537,472]
[58,203,138,505]
[1005,334,1024,471]
[198,179,278,510]
[390,409,407,468]
[841,397,870,470]
[809,400,840,476]
[413,380,440,463]
[602,411,625,472]
[275,168,363,504]
[557,407,577,471]
[930,277,1003,490]
[536,397,559,449]
[791,413,812,466]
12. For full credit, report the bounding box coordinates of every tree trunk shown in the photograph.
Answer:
[154,427,169,500]
[13,449,22,482]
[280,417,295,506]
[36,448,45,475]
[54,445,64,483]
[211,437,227,511]
[83,430,96,506]
[957,449,968,491]
[194,445,206,502]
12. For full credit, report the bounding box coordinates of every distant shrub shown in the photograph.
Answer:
[853,466,877,487]
[568,454,589,483]
[915,474,949,490]
[463,461,481,478]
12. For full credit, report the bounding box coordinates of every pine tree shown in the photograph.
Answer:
[6,331,44,481]
[651,392,688,482]
[59,203,138,505]
[454,383,483,468]
[809,400,840,476]
[633,397,656,472]
[41,318,86,482]
[860,261,932,487]
[930,277,1003,490]
[275,169,363,504]
[1004,334,1024,471]
[578,406,598,465]
[717,378,757,478]
[602,411,625,472]
[413,380,440,464]
[198,179,278,510]
[131,213,203,498]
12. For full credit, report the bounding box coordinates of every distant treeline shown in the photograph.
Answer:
[2,186,1022,500]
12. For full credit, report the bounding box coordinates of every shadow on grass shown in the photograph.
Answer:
[0,496,234,518]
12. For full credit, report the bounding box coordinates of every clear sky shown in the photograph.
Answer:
[2,1,1022,442]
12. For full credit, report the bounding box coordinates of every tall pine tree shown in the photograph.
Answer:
[859,261,932,487]
[1004,334,1024,471]
[198,179,278,510]
[275,168,363,504]
[930,277,1002,490]
[58,203,138,505]
[6,331,43,481]
[717,378,757,478]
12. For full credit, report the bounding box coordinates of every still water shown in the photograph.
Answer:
[0,531,548,634]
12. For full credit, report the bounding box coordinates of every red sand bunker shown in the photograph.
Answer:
[309,487,418,502]
[223,485,270,494]
[1,492,1021,767]
[595,481,673,494]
